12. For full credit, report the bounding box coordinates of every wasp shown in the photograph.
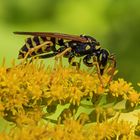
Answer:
[14,32,116,84]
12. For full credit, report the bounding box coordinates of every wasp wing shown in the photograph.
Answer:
[13,32,87,43]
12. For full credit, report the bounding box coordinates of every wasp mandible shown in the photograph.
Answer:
[14,32,116,84]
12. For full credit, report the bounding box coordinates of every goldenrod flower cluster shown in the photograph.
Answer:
[0,117,138,140]
[0,60,140,139]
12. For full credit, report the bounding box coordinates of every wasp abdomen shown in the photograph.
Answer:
[18,36,55,59]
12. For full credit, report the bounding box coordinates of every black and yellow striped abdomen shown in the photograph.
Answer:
[18,36,58,59]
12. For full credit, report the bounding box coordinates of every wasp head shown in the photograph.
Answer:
[99,49,110,75]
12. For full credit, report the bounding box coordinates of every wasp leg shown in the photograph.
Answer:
[93,61,104,87]
[107,55,116,84]
[83,55,93,67]
[23,41,53,61]
[34,52,57,59]
[55,47,72,60]
[68,53,81,70]
[54,47,72,68]
[83,55,104,87]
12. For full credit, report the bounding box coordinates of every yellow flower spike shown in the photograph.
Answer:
[50,85,66,101]
[69,87,83,105]
[77,113,89,125]
[134,113,140,137]
[0,59,140,139]
[88,121,115,139]
[114,120,133,138]
[28,85,42,100]
[109,78,134,98]
[101,73,111,87]
[63,118,84,139]
[97,86,105,95]
[0,115,139,139]
[0,103,4,111]
[105,107,116,119]
[128,90,140,104]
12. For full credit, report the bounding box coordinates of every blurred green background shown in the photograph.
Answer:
[0,0,140,86]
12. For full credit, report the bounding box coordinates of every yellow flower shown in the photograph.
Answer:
[128,90,140,105]
[109,78,133,98]
[69,87,83,105]
[0,59,139,135]
[0,115,139,140]
[114,120,133,138]
[0,103,4,111]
